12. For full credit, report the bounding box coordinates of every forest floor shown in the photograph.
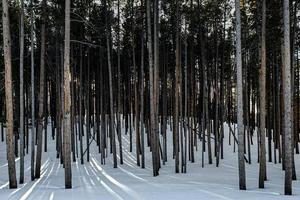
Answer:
[0,122,299,200]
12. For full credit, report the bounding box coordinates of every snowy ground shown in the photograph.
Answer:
[0,122,299,200]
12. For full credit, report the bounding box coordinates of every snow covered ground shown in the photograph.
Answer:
[0,122,299,200]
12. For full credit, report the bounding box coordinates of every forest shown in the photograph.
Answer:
[0,0,300,199]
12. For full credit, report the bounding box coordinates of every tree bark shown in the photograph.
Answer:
[30,0,36,182]
[105,0,117,168]
[174,0,180,173]
[283,0,292,195]
[19,0,25,184]
[259,0,267,188]
[63,0,72,188]
[235,0,246,190]
[2,0,17,189]
[35,0,47,179]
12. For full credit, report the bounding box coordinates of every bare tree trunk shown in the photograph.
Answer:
[153,0,160,171]
[147,0,158,176]
[19,0,25,184]
[79,45,84,164]
[100,48,106,165]
[140,0,145,169]
[117,0,123,165]
[35,0,47,179]
[105,0,117,168]
[30,0,36,182]
[174,0,180,173]
[283,0,292,195]
[235,0,246,190]
[63,0,72,188]
[86,50,90,162]
[183,22,188,173]
[2,0,17,189]
[259,0,267,188]
[132,0,141,167]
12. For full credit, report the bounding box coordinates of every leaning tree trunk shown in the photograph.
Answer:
[19,0,25,184]
[283,0,292,195]
[35,0,47,179]
[2,0,17,189]
[63,0,72,189]
[235,0,246,190]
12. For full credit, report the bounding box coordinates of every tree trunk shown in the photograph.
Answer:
[174,0,180,173]
[153,0,160,171]
[259,0,267,188]
[2,0,17,189]
[283,0,292,195]
[235,0,246,190]
[117,0,123,165]
[105,0,117,168]
[35,0,47,179]
[30,0,36,182]
[19,0,25,184]
[140,0,145,169]
[79,45,84,165]
[147,0,159,176]
[63,0,72,188]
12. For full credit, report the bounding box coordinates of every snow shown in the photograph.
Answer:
[0,122,299,200]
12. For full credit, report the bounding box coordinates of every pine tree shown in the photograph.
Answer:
[19,0,25,184]
[283,0,292,195]
[235,0,246,190]
[63,0,72,189]
[2,0,17,189]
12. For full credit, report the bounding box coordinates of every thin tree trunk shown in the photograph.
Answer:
[183,23,188,173]
[117,0,123,165]
[19,0,25,184]
[174,0,180,173]
[140,0,145,169]
[30,0,36,182]
[79,45,84,165]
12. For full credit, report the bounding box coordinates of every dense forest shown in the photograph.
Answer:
[0,0,299,197]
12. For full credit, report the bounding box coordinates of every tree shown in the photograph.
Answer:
[153,0,160,174]
[2,0,17,189]
[105,0,117,168]
[259,0,267,188]
[147,0,159,176]
[35,0,47,179]
[117,0,123,165]
[30,0,36,182]
[140,0,145,169]
[174,0,180,173]
[283,0,292,195]
[19,0,25,184]
[235,0,246,190]
[63,0,72,189]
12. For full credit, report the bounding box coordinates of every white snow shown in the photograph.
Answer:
[0,122,299,200]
